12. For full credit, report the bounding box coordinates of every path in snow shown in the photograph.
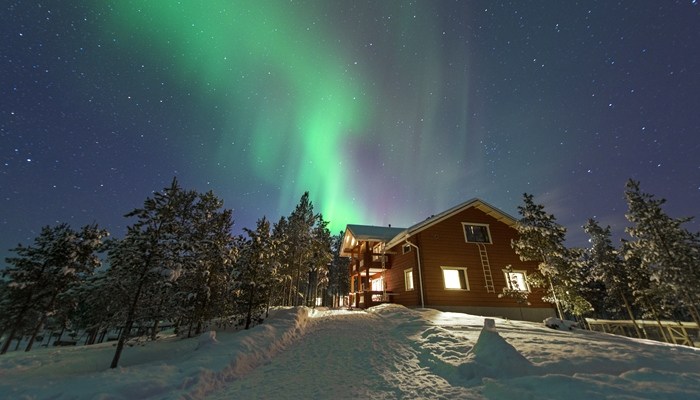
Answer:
[208,309,481,399]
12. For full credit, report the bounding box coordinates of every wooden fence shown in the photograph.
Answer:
[585,318,698,347]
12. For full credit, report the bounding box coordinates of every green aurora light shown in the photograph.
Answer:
[107,1,373,230]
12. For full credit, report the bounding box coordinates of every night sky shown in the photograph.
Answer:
[2,1,699,261]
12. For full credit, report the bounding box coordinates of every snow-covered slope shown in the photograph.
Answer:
[1,305,698,399]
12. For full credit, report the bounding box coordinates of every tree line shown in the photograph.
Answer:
[0,178,350,368]
[511,179,700,333]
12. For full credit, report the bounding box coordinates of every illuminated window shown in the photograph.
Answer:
[404,268,414,291]
[462,223,491,243]
[504,270,529,292]
[441,267,469,290]
[371,277,384,292]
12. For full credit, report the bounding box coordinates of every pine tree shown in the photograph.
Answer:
[582,219,642,335]
[286,192,317,306]
[107,178,199,368]
[271,216,292,306]
[70,271,124,345]
[1,223,107,354]
[170,190,236,336]
[235,217,278,329]
[511,193,590,319]
[327,232,350,308]
[306,215,333,307]
[623,180,700,326]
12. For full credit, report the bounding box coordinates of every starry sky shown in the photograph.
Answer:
[2,1,699,262]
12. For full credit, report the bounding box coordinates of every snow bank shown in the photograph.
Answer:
[0,307,313,400]
[180,307,312,399]
[2,305,700,399]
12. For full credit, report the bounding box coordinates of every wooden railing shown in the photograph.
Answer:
[585,318,698,347]
[357,291,394,308]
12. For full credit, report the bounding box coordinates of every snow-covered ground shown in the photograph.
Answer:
[1,305,699,399]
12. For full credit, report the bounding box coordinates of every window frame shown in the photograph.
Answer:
[402,244,412,254]
[462,222,492,244]
[441,266,470,290]
[503,269,530,292]
[404,268,414,291]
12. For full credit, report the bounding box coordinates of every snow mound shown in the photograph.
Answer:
[458,318,533,381]
[195,331,218,350]
[544,317,579,330]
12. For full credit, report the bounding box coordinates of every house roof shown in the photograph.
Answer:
[339,224,406,257]
[345,224,407,241]
[339,198,519,256]
[384,198,518,249]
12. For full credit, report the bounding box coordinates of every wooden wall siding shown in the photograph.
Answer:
[408,207,551,310]
[384,245,419,307]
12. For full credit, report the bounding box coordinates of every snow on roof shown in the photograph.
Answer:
[345,224,406,242]
[339,224,407,256]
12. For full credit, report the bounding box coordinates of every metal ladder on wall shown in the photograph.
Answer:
[477,243,495,293]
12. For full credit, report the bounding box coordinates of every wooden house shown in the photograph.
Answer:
[339,198,556,321]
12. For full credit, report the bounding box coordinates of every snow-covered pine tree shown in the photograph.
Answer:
[306,215,333,307]
[0,223,107,354]
[107,178,200,368]
[270,216,292,306]
[327,232,350,308]
[511,193,590,319]
[69,271,124,345]
[170,190,236,337]
[286,192,317,306]
[569,246,609,318]
[582,219,643,336]
[235,217,278,329]
[619,239,669,340]
[623,179,700,326]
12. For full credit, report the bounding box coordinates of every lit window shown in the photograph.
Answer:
[504,270,529,292]
[441,267,469,290]
[463,223,491,243]
[371,277,384,292]
[404,269,414,291]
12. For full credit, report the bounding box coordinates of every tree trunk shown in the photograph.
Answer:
[111,277,146,369]
[25,314,46,352]
[294,264,301,307]
[683,293,700,328]
[619,290,644,338]
[547,276,564,320]
[645,300,669,342]
[98,329,107,344]
[0,291,35,355]
[86,328,97,345]
[150,320,160,341]
[245,285,255,330]
[26,293,59,352]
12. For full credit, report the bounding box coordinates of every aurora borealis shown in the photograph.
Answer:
[2,1,700,258]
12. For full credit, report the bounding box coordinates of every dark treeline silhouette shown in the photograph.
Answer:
[0,178,349,368]
[510,179,700,331]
